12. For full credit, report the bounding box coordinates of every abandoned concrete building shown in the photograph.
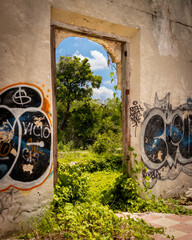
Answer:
[0,0,192,237]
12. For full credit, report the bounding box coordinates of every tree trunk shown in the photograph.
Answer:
[60,101,70,130]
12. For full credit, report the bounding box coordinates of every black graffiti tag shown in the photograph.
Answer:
[10,111,51,182]
[130,101,143,136]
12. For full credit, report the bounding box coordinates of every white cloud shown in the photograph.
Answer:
[74,50,108,71]
[103,80,112,86]
[92,86,114,102]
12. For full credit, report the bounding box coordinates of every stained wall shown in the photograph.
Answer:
[0,0,192,237]
[0,0,53,238]
[51,0,192,197]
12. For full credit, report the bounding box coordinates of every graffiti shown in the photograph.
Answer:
[0,108,19,180]
[141,93,192,188]
[0,84,52,191]
[130,101,143,136]
[187,97,192,108]
[0,86,42,108]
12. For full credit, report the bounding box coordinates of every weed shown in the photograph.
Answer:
[20,202,163,240]
[101,148,192,215]
[18,148,191,239]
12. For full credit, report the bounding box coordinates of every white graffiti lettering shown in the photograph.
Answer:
[22,122,33,135]
[22,122,50,139]
[12,87,31,105]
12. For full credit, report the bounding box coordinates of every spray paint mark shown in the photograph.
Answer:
[141,93,192,188]
[0,84,52,191]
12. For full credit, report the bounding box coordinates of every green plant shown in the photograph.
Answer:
[58,151,123,174]
[83,170,121,202]
[53,166,89,208]
[101,147,192,215]
[58,140,75,152]
[18,148,192,240]
[78,153,122,172]
[92,131,120,154]
[20,201,164,240]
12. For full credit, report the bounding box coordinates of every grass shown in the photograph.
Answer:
[58,150,93,165]
[17,149,192,239]
[83,170,121,202]
[58,150,122,202]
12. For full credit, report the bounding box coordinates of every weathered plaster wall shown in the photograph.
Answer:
[0,0,53,238]
[51,0,192,197]
[0,0,192,237]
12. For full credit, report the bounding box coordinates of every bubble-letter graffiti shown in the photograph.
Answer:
[141,93,192,188]
[0,84,52,191]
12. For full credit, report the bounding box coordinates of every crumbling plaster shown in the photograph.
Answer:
[51,0,192,149]
[0,0,192,237]
[0,0,53,238]
[52,0,192,197]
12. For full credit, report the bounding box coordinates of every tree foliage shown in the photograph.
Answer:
[56,55,122,149]
[57,98,122,149]
[56,56,102,130]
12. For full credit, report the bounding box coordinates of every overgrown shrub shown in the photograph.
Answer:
[19,148,192,240]
[20,202,163,240]
[58,141,75,152]
[53,166,89,208]
[58,152,123,174]
[101,150,192,215]
[92,133,111,154]
[58,141,65,151]
[101,174,142,211]
[92,131,121,154]
[83,171,121,202]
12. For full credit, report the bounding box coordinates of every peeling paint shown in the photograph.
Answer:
[23,164,33,174]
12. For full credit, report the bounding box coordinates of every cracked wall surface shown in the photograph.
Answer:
[0,0,192,237]
[0,0,53,238]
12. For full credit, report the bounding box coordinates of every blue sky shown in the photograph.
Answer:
[56,37,120,102]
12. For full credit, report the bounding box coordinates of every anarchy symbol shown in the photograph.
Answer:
[12,87,31,105]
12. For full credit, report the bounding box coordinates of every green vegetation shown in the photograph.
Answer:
[19,149,192,239]
[57,56,102,132]
[83,170,121,202]
[57,55,122,149]
[99,150,192,215]
[20,151,165,239]
[18,56,191,239]
[57,97,122,149]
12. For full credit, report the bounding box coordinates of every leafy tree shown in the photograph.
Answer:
[61,100,96,148]
[57,98,122,149]
[56,56,102,130]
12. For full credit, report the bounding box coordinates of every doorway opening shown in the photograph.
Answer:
[56,36,121,148]
[51,25,130,184]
